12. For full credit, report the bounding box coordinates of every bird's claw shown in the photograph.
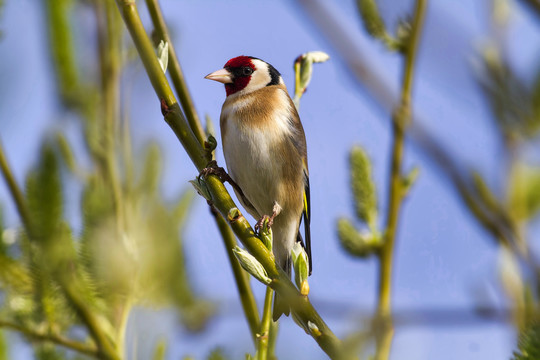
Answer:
[255,215,274,235]
[255,202,281,235]
[200,160,227,181]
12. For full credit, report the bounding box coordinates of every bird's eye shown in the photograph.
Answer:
[242,67,253,76]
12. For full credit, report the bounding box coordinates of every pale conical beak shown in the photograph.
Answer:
[205,68,233,84]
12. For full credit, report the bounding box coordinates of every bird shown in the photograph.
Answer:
[205,56,311,320]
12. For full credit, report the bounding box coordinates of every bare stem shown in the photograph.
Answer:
[213,209,260,344]
[0,319,98,357]
[295,0,526,261]
[63,284,120,360]
[375,1,427,359]
[257,287,274,360]
[114,1,348,357]
[0,140,32,234]
[144,0,206,144]
[95,0,125,234]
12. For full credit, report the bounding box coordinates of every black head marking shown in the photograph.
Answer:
[248,56,281,87]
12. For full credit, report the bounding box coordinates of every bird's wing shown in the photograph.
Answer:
[302,159,312,275]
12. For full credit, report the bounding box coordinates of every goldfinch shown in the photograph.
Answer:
[205,56,311,320]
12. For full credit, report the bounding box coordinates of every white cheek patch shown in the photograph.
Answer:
[247,59,272,92]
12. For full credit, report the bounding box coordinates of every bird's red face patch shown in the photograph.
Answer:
[224,56,256,96]
[224,56,255,69]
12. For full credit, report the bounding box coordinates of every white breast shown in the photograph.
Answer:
[221,90,294,218]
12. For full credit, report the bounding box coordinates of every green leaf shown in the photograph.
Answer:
[357,0,387,39]
[157,40,169,73]
[471,171,501,212]
[25,144,63,242]
[207,347,229,360]
[152,339,167,360]
[477,47,539,141]
[512,322,540,360]
[402,166,420,195]
[35,345,66,360]
[350,146,378,231]
[509,163,540,221]
[291,242,309,290]
[293,51,330,107]
[189,177,212,202]
[337,218,381,258]
[232,246,271,285]
[356,0,403,51]
[54,132,78,175]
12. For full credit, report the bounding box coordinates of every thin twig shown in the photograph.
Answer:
[63,284,120,360]
[0,319,99,357]
[375,1,427,359]
[294,0,529,260]
[144,0,206,144]
[257,287,274,360]
[213,208,260,344]
[0,140,32,234]
[95,0,125,234]
[114,1,348,357]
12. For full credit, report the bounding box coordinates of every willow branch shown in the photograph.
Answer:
[213,208,260,344]
[0,319,98,357]
[147,0,262,338]
[294,0,526,259]
[375,1,427,360]
[95,0,125,234]
[0,140,32,234]
[0,143,120,360]
[62,284,120,360]
[257,287,274,360]
[114,1,348,357]
[144,0,206,144]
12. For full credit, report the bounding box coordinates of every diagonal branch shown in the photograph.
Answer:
[0,140,32,235]
[144,0,206,144]
[142,0,263,345]
[212,207,261,344]
[294,0,525,258]
[114,0,350,357]
[0,319,99,357]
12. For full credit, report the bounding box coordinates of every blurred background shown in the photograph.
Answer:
[0,0,539,359]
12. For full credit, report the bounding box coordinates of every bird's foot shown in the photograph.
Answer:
[200,161,256,211]
[255,215,273,235]
[254,203,282,235]
[199,160,228,181]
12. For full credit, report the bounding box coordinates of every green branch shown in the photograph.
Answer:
[114,0,348,357]
[143,0,265,346]
[295,0,527,263]
[95,0,125,234]
[62,284,120,360]
[0,141,32,235]
[256,287,274,360]
[114,0,207,170]
[213,209,260,344]
[144,0,206,144]
[0,319,98,357]
[375,0,427,359]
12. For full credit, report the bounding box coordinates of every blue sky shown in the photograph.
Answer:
[1,0,539,359]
